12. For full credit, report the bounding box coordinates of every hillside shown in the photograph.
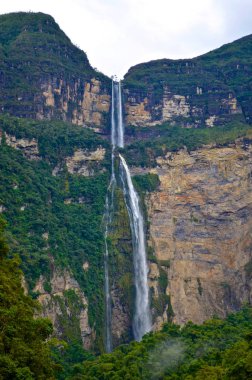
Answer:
[0,10,252,368]
[123,34,252,130]
[0,114,110,351]
[77,306,252,380]
[0,12,111,129]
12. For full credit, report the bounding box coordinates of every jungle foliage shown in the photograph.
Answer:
[73,306,252,380]
[0,115,110,348]
[123,120,252,167]
[0,216,59,380]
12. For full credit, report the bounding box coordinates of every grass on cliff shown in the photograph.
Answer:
[124,34,252,92]
[0,115,110,349]
[123,119,252,167]
[0,216,59,379]
[0,12,110,116]
[0,114,110,164]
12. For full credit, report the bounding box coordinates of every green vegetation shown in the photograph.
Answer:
[108,186,134,343]
[123,120,252,167]
[74,306,252,379]
[0,115,110,348]
[0,12,110,118]
[124,33,252,94]
[124,33,252,128]
[133,173,160,193]
[0,216,58,379]
[0,114,110,165]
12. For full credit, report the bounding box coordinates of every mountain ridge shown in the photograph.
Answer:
[0,11,252,358]
[124,33,252,75]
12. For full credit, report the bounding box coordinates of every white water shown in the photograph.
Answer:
[119,154,152,341]
[104,80,151,351]
[114,79,151,340]
[117,81,124,148]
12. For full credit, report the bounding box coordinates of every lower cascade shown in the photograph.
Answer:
[119,154,152,341]
[104,79,151,351]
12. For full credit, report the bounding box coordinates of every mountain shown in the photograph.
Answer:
[0,12,111,131]
[0,11,252,366]
[123,34,252,131]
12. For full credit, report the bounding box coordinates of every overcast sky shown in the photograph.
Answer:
[0,0,251,78]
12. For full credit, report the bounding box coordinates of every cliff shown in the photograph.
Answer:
[0,12,111,131]
[0,115,110,350]
[1,12,252,353]
[123,34,252,131]
[130,139,252,327]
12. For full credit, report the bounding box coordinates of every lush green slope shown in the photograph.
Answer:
[0,12,110,119]
[0,216,58,379]
[0,115,110,348]
[123,34,252,126]
[73,306,252,380]
[124,34,252,88]
[123,118,252,167]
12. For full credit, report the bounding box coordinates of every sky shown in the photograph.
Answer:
[0,0,251,78]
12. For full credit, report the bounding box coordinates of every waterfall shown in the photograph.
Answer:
[104,79,151,351]
[117,81,124,148]
[115,79,151,340]
[119,154,152,341]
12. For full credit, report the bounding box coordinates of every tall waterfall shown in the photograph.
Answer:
[104,80,151,351]
[119,154,152,341]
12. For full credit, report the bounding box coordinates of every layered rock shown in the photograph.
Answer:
[65,146,106,176]
[123,84,242,129]
[38,77,110,131]
[123,34,252,129]
[2,132,40,160]
[137,141,252,326]
[0,12,111,131]
[33,268,93,349]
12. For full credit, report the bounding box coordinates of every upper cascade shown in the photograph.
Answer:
[111,80,124,148]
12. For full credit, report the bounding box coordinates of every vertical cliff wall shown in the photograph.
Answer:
[123,34,252,130]
[0,12,111,131]
[140,141,252,326]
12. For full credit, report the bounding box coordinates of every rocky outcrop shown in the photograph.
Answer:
[111,285,131,344]
[108,187,133,345]
[123,35,252,129]
[135,140,252,326]
[2,133,40,160]
[38,78,110,131]
[0,13,111,131]
[123,86,242,129]
[65,146,106,176]
[33,269,93,349]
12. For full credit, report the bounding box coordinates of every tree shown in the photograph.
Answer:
[0,216,58,379]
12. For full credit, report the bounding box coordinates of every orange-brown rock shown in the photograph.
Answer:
[143,141,252,325]
[38,78,110,131]
[33,269,93,350]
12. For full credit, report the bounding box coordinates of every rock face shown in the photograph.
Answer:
[144,141,252,325]
[38,77,110,131]
[123,77,243,129]
[0,13,111,131]
[123,34,252,130]
[33,269,93,349]
[3,133,40,160]
[65,146,106,176]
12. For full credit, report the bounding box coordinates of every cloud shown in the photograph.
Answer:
[147,338,186,379]
[0,0,251,78]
